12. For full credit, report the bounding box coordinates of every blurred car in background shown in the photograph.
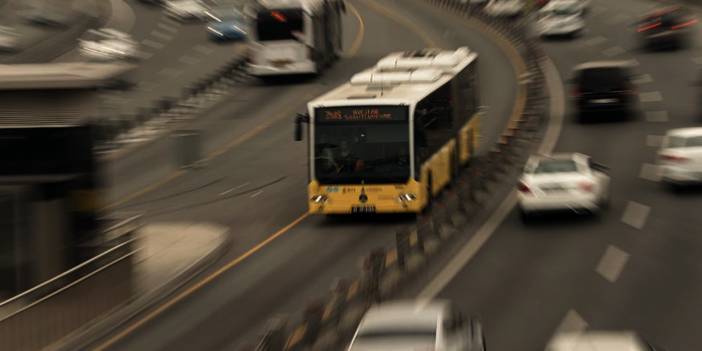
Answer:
[205,7,248,42]
[636,6,697,50]
[485,0,524,17]
[658,127,702,189]
[547,331,665,351]
[347,300,486,351]
[570,61,637,118]
[165,0,209,21]
[19,4,72,28]
[536,0,586,38]
[79,28,140,61]
[517,153,610,221]
[0,26,20,52]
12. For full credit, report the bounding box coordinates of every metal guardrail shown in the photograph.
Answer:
[0,220,140,351]
[250,1,549,350]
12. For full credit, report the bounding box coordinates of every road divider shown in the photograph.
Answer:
[248,1,551,350]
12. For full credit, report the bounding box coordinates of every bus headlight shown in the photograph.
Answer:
[398,193,417,202]
[310,194,328,204]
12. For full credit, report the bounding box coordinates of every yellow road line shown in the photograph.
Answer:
[345,2,366,57]
[96,2,456,348]
[94,212,310,351]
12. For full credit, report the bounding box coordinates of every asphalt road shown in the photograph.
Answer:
[94,0,520,349]
[418,0,702,350]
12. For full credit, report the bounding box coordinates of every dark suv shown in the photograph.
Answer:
[636,6,696,49]
[570,61,637,120]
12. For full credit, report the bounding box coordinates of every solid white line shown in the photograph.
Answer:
[639,163,661,182]
[646,135,664,147]
[193,45,214,55]
[250,190,263,198]
[602,46,625,57]
[219,182,250,196]
[639,91,663,103]
[584,36,607,46]
[633,74,653,85]
[645,110,669,122]
[621,201,651,229]
[151,30,174,41]
[418,193,517,299]
[596,245,630,283]
[419,57,565,299]
[141,39,165,49]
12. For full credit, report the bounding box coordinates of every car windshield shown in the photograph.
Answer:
[314,107,410,184]
[667,135,702,148]
[534,159,579,174]
[578,67,628,91]
[355,327,436,344]
[256,9,304,41]
[542,4,580,17]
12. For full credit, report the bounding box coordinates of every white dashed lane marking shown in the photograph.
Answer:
[621,201,651,229]
[646,135,664,147]
[645,110,669,122]
[632,74,653,85]
[639,163,661,182]
[584,36,608,46]
[193,45,214,55]
[142,39,165,49]
[179,56,201,65]
[151,30,174,41]
[158,68,183,78]
[639,91,663,103]
[596,245,630,283]
[250,190,263,198]
[157,23,178,33]
[602,46,626,57]
[219,182,250,196]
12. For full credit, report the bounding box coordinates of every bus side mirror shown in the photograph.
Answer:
[294,113,309,141]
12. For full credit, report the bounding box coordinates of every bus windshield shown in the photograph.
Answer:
[256,9,304,41]
[314,106,410,184]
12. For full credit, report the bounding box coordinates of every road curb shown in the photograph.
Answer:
[48,224,232,351]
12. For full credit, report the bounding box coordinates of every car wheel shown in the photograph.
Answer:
[519,208,531,223]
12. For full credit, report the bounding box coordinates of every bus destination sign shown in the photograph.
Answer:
[316,106,407,123]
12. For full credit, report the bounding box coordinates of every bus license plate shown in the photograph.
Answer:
[352,205,376,214]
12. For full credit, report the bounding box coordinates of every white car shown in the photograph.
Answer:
[0,26,19,52]
[517,153,610,219]
[348,300,485,351]
[658,127,702,188]
[79,28,140,61]
[484,0,524,17]
[536,0,586,37]
[547,331,664,351]
[164,0,208,21]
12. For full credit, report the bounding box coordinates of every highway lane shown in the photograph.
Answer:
[93,0,522,349]
[415,0,702,350]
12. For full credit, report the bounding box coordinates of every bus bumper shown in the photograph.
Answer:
[307,181,425,215]
[247,61,317,76]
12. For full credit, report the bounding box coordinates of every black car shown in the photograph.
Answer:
[570,61,637,120]
[636,6,697,49]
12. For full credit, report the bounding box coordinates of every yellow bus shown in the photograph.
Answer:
[295,47,481,214]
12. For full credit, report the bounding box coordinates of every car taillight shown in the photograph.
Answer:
[638,22,661,32]
[578,181,594,192]
[671,18,698,30]
[517,181,531,193]
[660,154,689,163]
